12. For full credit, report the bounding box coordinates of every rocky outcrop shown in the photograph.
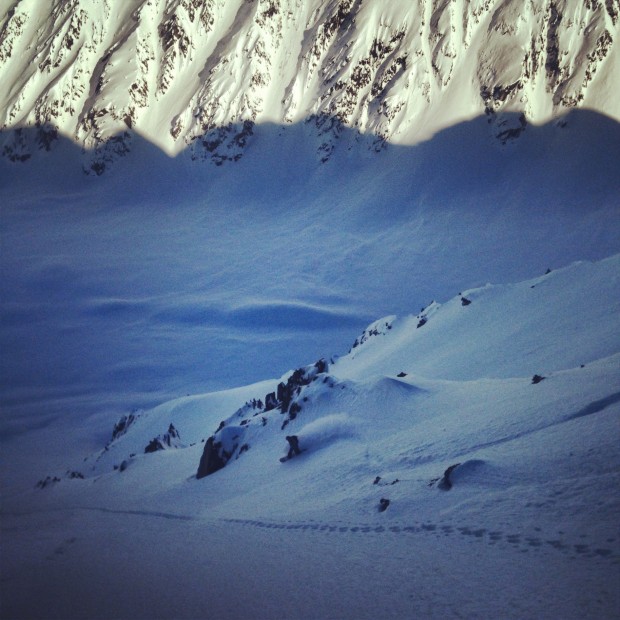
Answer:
[196,423,246,478]
[437,463,461,490]
[112,411,140,441]
[196,359,330,477]
[144,423,182,453]
[196,435,227,478]
[350,318,394,352]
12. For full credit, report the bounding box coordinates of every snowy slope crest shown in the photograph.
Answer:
[1,0,619,171]
[341,257,620,381]
[42,255,620,499]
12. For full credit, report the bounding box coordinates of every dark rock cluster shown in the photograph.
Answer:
[112,411,139,441]
[196,359,330,478]
[350,320,393,351]
[144,423,181,454]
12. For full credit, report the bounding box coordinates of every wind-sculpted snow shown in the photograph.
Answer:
[1,111,618,436]
[0,0,618,170]
[292,413,358,451]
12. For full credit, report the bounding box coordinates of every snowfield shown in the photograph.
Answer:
[2,255,619,619]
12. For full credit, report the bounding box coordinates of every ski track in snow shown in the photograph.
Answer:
[76,506,195,521]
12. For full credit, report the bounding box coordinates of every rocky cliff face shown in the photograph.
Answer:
[0,0,618,172]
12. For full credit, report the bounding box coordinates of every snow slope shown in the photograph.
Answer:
[2,255,619,619]
[1,1,619,444]
[2,107,619,443]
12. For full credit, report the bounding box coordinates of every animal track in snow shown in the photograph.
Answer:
[222,518,619,564]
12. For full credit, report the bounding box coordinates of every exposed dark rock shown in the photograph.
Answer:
[374,476,399,487]
[532,374,546,384]
[271,359,330,416]
[277,380,292,412]
[243,397,263,410]
[378,498,390,512]
[437,463,461,490]
[480,81,523,114]
[288,401,302,420]
[265,391,278,411]
[196,423,247,477]
[314,358,329,374]
[461,297,472,306]
[36,476,61,489]
[144,423,182,453]
[37,125,58,151]
[417,317,427,328]
[397,371,407,377]
[196,436,226,478]
[112,411,138,441]
[496,112,527,144]
[351,321,393,350]
[545,2,562,82]
[144,438,165,453]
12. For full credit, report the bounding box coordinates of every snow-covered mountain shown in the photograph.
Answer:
[1,0,619,170]
[4,255,619,618]
[56,254,620,484]
[1,3,620,617]
[40,254,620,482]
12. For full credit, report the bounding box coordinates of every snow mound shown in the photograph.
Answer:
[296,413,358,452]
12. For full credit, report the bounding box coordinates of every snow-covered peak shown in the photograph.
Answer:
[1,0,618,170]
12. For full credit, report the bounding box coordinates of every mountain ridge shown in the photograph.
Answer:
[1,0,618,171]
